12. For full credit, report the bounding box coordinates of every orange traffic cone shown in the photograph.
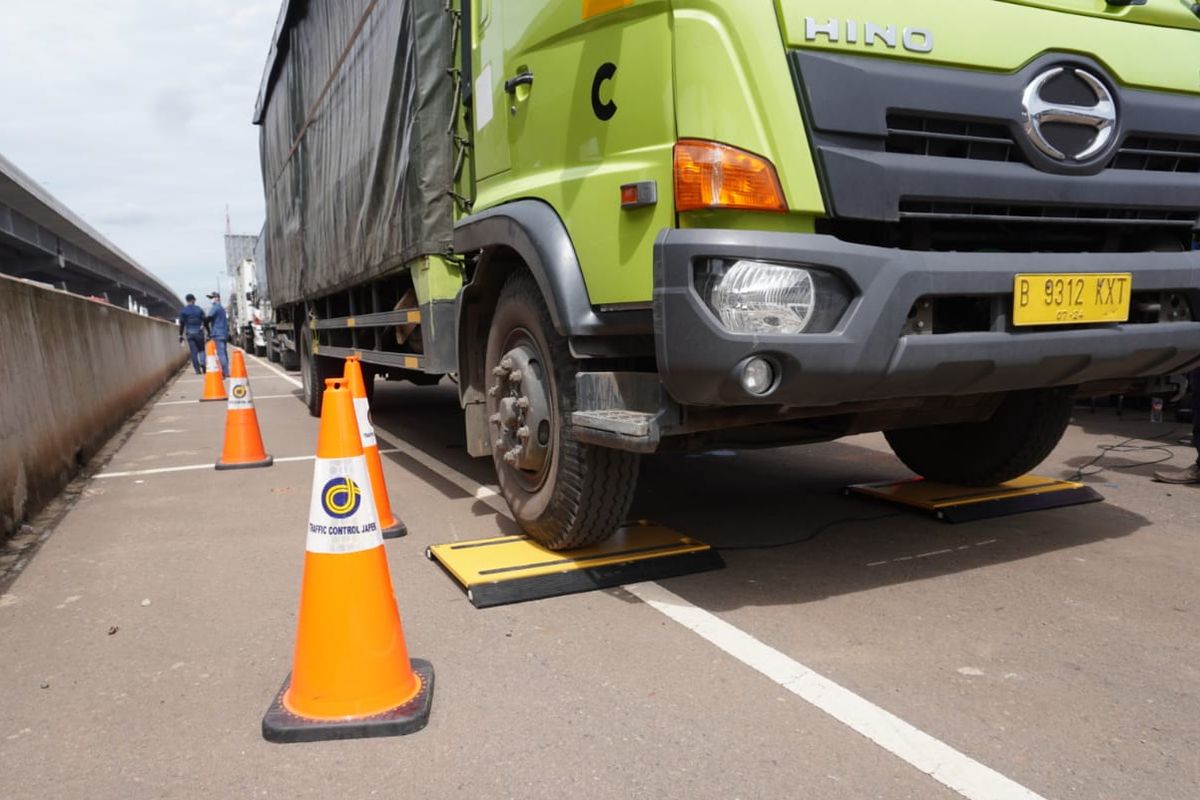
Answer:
[215,350,273,470]
[199,340,227,402]
[261,377,432,743]
[344,356,406,539]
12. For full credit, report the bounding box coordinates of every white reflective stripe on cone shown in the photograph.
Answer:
[306,456,382,554]
[352,397,377,448]
[205,354,220,373]
[228,378,253,410]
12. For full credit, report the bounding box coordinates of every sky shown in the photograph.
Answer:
[0,0,282,305]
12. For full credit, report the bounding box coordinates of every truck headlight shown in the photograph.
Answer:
[697,260,850,335]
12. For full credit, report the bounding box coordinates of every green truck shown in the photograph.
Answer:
[255,0,1200,548]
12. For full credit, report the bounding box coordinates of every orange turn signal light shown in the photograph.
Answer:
[674,139,787,213]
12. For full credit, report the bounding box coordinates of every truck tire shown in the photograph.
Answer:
[266,336,280,363]
[884,389,1074,486]
[299,327,340,417]
[485,271,639,550]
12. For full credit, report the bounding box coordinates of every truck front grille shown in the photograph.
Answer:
[794,50,1200,253]
[1112,136,1200,174]
[886,114,1021,164]
[898,200,1197,227]
[886,114,1200,175]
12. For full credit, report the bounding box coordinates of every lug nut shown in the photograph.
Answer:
[516,397,530,411]
[500,357,514,370]
[517,426,530,441]
[508,370,523,384]
[492,365,507,377]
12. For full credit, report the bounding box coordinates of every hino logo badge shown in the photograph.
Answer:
[1021,67,1116,163]
[803,17,933,53]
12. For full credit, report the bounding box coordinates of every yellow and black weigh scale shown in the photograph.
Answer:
[427,523,724,608]
[846,474,1103,523]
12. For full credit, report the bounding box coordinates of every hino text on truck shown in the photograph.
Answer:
[254,0,1200,549]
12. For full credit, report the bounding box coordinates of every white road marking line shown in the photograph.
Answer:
[155,394,296,407]
[95,448,401,478]
[625,581,1046,800]
[246,352,304,388]
[372,433,506,510]
[917,548,955,558]
[866,541,998,568]
[364,434,1046,800]
[173,374,295,385]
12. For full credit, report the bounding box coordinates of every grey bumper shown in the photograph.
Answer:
[653,229,1200,407]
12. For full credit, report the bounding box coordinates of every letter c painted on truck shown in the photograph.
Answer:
[591,62,617,121]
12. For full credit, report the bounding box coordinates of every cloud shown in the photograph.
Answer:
[152,90,197,134]
[0,0,281,304]
[92,204,156,227]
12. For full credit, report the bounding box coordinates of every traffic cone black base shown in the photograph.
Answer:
[215,455,275,471]
[199,397,225,403]
[262,659,434,744]
[382,519,408,540]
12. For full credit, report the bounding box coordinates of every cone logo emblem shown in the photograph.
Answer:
[306,456,380,553]
[321,477,363,519]
[232,383,248,399]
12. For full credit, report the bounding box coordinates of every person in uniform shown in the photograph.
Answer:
[205,291,230,377]
[178,293,206,374]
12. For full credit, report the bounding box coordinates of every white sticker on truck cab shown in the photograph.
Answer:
[475,64,494,131]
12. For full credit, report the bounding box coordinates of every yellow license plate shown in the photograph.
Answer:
[1013,273,1132,326]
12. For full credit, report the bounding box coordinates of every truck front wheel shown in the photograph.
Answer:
[883,389,1074,486]
[485,272,639,550]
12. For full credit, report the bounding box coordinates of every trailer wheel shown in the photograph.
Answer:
[884,389,1073,486]
[485,272,639,550]
[299,327,340,417]
[279,342,300,371]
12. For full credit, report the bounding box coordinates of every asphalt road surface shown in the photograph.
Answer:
[1,355,1197,799]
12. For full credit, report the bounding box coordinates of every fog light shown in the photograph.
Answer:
[740,357,775,395]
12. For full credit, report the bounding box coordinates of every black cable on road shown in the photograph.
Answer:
[713,512,906,552]
[1067,426,1189,483]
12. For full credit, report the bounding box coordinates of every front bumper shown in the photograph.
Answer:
[653,229,1200,407]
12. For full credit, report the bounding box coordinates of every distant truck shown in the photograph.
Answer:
[255,0,1200,549]
[252,229,298,369]
[226,245,267,357]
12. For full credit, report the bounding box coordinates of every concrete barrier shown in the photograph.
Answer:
[0,274,186,537]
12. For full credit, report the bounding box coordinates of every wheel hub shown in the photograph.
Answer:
[489,344,552,478]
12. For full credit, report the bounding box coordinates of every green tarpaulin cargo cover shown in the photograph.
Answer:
[254,0,455,306]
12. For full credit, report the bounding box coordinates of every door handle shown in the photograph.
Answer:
[504,71,534,94]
